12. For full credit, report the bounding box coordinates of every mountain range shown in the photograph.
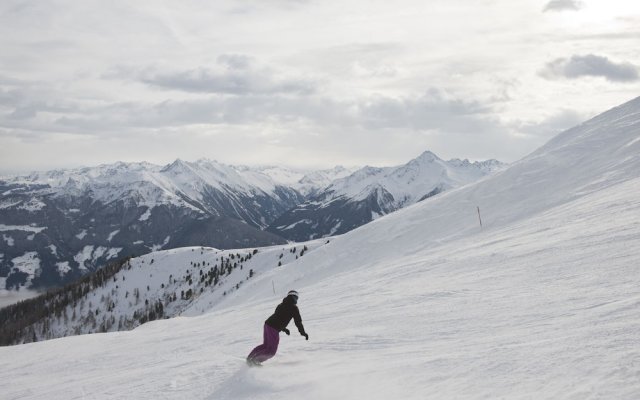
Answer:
[268,152,504,241]
[0,154,501,290]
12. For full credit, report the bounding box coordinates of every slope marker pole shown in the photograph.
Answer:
[272,280,276,295]
[477,206,483,230]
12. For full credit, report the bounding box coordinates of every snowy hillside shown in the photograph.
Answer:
[268,151,504,241]
[1,96,639,399]
[0,240,327,345]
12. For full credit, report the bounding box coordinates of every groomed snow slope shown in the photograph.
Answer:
[1,97,640,399]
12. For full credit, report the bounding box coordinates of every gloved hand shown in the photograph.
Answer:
[303,333,309,341]
[282,328,290,335]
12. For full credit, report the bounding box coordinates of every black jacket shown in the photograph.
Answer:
[265,295,306,335]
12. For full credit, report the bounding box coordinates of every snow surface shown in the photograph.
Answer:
[17,198,46,211]
[0,224,46,233]
[294,166,360,196]
[73,245,94,271]
[278,219,313,230]
[10,252,41,285]
[107,229,120,242]
[328,221,342,235]
[1,97,640,399]
[138,208,152,221]
[56,261,71,276]
[106,248,122,260]
[2,234,14,246]
[150,236,170,251]
[0,199,23,209]
[93,246,108,260]
[245,165,308,186]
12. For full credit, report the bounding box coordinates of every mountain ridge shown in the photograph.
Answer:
[267,151,505,241]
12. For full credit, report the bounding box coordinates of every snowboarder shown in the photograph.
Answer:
[246,290,309,366]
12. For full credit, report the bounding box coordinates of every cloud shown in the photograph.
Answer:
[0,83,77,123]
[46,87,500,136]
[543,0,583,12]
[351,62,398,79]
[358,89,492,132]
[227,0,312,14]
[110,55,317,96]
[540,54,639,82]
[217,54,252,70]
[564,31,640,41]
[1,78,507,154]
[1,80,524,172]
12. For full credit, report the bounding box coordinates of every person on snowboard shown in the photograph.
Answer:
[246,290,309,366]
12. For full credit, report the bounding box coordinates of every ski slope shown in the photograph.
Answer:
[1,97,640,399]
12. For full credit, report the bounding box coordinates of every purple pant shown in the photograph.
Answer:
[248,324,280,363]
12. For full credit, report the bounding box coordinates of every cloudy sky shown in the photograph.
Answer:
[1,0,639,173]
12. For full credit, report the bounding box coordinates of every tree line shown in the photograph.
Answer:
[0,257,132,346]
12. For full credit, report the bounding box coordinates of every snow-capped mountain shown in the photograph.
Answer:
[267,152,505,241]
[0,155,492,292]
[293,166,360,197]
[0,160,317,290]
[3,159,308,227]
[1,97,639,399]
